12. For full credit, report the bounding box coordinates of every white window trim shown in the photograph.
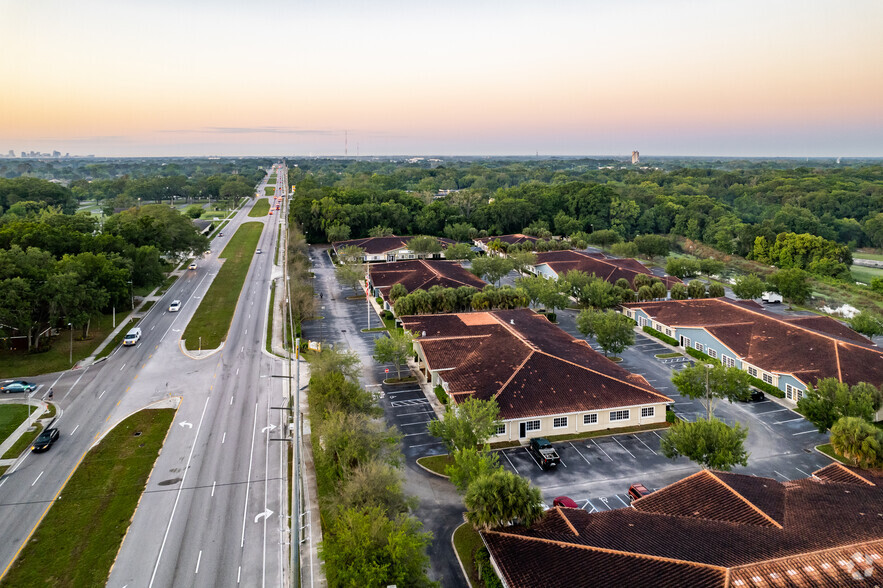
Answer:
[708,348,718,359]
[610,409,630,422]
[524,420,541,432]
[553,416,568,429]
[495,424,506,436]
[641,407,654,418]
[583,413,598,425]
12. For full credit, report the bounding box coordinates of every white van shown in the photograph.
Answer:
[761,291,783,303]
[123,327,142,346]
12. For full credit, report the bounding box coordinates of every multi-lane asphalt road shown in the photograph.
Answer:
[0,165,293,587]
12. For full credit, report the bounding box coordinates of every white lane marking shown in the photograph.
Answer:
[773,417,804,424]
[32,471,44,486]
[211,481,216,497]
[222,432,226,444]
[120,364,126,371]
[501,449,519,474]
[634,435,658,455]
[71,425,79,435]
[98,390,106,399]
[245,329,247,335]
[151,325,155,331]
[240,402,259,548]
[230,396,234,405]
[238,566,241,584]
[236,368,240,375]
[0,479,6,488]
[61,366,89,401]
[591,439,613,461]
[194,550,202,574]
[262,396,271,588]
[793,429,818,436]
[570,442,591,465]
[149,395,211,588]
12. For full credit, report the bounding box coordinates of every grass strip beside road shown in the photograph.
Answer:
[2,422,43,460]
[0,310,132,378]
[94,318,139,361]
[1,409,175,587]
[249,198,271,217]
[264,186,274,196]
[183,222,263,349]
[0,405,32,445]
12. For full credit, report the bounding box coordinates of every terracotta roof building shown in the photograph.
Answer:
[331,235,457,262]
[621,298,882,410]
[532,249,682,290]
[400,308,672,441]
[474,234,542,253]
[483,465,883,587]
[367,260,487,307]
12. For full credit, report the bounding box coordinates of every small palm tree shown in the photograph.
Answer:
[464,470,543,532]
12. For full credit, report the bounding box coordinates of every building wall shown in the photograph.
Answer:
[533,264,558,280]
[489,402,668,442]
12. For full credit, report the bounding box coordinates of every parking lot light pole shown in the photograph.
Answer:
[705,363,714,420]
[68,322,73,365]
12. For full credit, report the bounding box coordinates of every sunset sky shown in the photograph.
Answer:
[2,0,881,157]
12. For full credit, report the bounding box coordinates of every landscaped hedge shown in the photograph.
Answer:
[643,326,678,346]
[748,376,785,398]
[434,385,448,405]
[685,347,714,362]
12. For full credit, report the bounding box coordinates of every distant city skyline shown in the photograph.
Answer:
[2,0,881,157]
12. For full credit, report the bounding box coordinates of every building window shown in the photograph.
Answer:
[639,317,649,327]
[747,366,758,378]
[708,348,718,359]
[525,420,541,432]
[495,424,506,436]
[722,355,736,368]
[610,410,630,422]
[583,413,598,425]
[553,416,568,429]
[641,407,654,418]
[665,328,673,337]
[680,336,691,348]
[785,384,795,401]
[694,342,704,352]
[763,373,774,385]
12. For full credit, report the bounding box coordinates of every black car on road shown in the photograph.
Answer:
[31,428,59,452]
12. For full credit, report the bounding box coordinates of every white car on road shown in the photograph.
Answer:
[168,300,181,312]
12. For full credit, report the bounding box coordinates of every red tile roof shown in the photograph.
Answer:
[400,308,671,420]
[367,259,487,301]
[534,249,682,289]
[332,235,456,255]
[474,234,542,246]
[622,298,882,388]
[483,468,883,587]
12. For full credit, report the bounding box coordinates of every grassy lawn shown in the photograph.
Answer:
[0,310,132,378]
[94,318,139,361]
[183,222,263,349]
[274,223,281,265]
[850,264,883,285]
[2,408,175,587]
[0,404,32,444]
[249,198,271,217]
[140,301,154,313]
[264,186,274,196]
[854,251,883,262]
[267,177,277,184]
[655,352,683,359]
[817,443,847,463]
[209,220,230,240]
[417,454,452,477]
[2,422,43,460]
[452,523,495,588]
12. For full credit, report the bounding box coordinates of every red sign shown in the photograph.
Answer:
[385,368,389,373]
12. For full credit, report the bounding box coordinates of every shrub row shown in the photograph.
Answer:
[642,326,678,346]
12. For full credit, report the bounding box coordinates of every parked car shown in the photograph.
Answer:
[168,300,181,312]
[188,262,197,270]
[628,483,652,502]
[256,248,262,254]
[528,438,560,470]
[749,389,765,402]
[31,427,59,452]
[553,496,579,509]
[762,291,783,303]
[1,380,37,393]
[123,327,142,347]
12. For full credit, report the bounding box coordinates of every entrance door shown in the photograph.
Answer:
[519,422,527,438]
[680,335,691,348]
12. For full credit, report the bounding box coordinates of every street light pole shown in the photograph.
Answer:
[705,363,714,420]
[68,322,73,365]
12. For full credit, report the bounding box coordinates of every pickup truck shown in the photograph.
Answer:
[528,438,560,470]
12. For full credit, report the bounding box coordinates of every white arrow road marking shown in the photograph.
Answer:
[179,421,193,428]
[261,424,276,433]
[254,509,273,523]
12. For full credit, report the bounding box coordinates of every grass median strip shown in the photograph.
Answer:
[0,404,32,444]
[1,408,175,587]
[183,222,263,350]
[249,198,271,217]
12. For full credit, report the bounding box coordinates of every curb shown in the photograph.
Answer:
[179,340,225,360]
[814,444,845,465]
[91,396,183,449]
[415,456,451,479]
[451,523,474,588]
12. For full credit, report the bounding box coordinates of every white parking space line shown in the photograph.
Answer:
[408,441,444,448]
[399,421,433,427]
[634,435,657,455]
[615,495,629,507]
[524,448,544,470]
[793,429,818,436]
[754,400,771,404]
[591,439,613,461]
[773,471,789,480]
[795,467,811,477]
[612,436,636,458]
[501,450,519,474]
[652,430,664,440]
[569,442,591,465]
[402,431,430,437]
[773,417,804,424]
[757,408,789,414]
[396,409,436,416]
[585,499,598,513]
